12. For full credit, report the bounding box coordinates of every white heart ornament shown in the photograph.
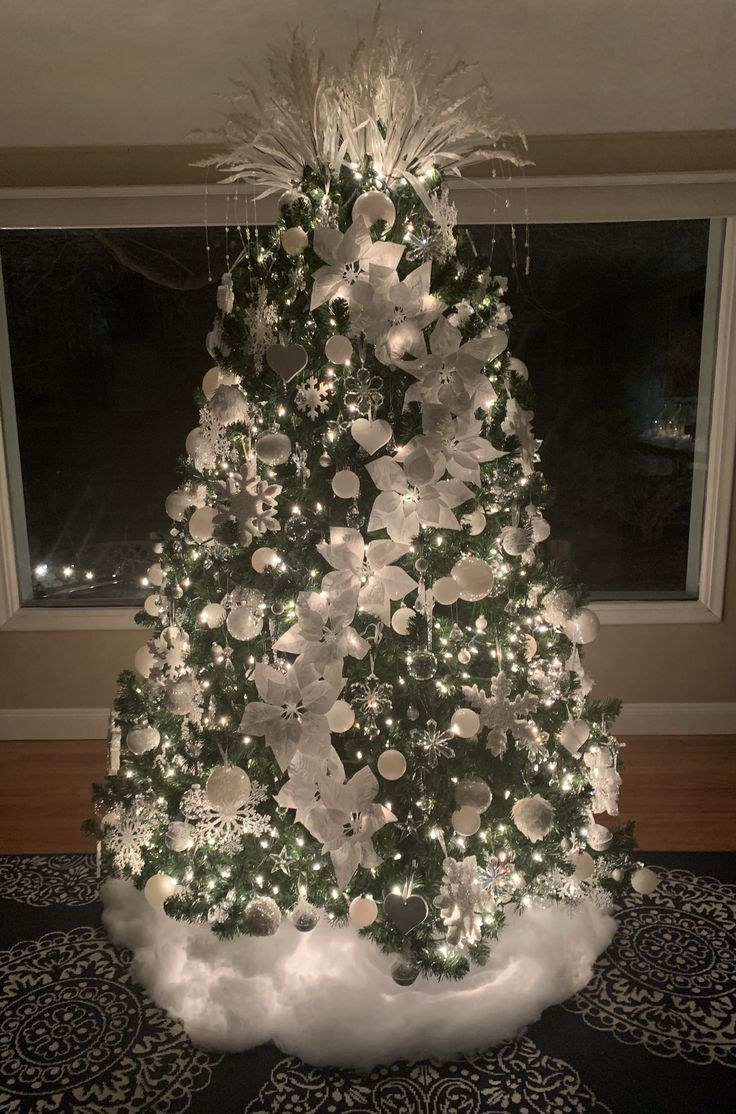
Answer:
[351,418,392,455]
[559,718,591,755]
[265,343,308,383]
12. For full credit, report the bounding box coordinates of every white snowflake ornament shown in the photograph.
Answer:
[295,376,333,420]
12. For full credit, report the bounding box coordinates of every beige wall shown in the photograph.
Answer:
[1,134,735,713]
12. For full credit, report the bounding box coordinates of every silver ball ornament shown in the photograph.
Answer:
[390,955,420,986]
[291,900,320,932]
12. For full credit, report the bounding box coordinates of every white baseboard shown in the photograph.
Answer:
[0,703,735,741]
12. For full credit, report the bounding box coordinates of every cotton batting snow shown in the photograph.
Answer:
[102,879,616,1069]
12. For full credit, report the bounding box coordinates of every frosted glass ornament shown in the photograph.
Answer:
[452,806,481,836]
[324,334,353,364]
[461,507,487,535]
[144,593,163,617]
[326,699,355,733]
[206,765,251,811]
[569,850,594,880]
[331,470,360,499]
[391,607,415,635]
[165,821,195,852]
[146,562,164,587]
[144,873,178,908]
[134,644,155,678]
[391,956,420,986]
[631,866,658,895]
[559,718,590,756]
[541,589,576,627]
[587,822,612,851]
[198,602,225,629]
[501,527,531,556]
[353,190,396,227]
[291,900,320,932]
[227,606,263,641]
[349,895,378,927]
[202,365,239,399]
[451,708,480,738]
[433,577,460,606]
[188,506,217,543]
[455,778,492,812]
[280,226,309,255]
[451,556,494,601]
[530,515,551,543]
[165,490,191,521]
[165,679,199,716]
[126,725,160,754]
[252,547,279,573]
[564,607,600,645]
[255,430,292,466]
[457,648,471,665]
[377,749,406,780]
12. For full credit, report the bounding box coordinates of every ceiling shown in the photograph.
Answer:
[0,0,734,148]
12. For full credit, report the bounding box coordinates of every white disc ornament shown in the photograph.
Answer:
[144,593,163,617]
[146,562,164,587]
[324,334,353,364]
[559,719,591,756]
[280,226,309,255]
[134,644,155,678]
[433,577,460,606]
[451,556,494,601]
[165,821,195,852]
[631,866,658,895]
[377,749,406,780]
[452,806,481,837]
[349,895,378,927]
[126,725,160,754]
[461,508,487,536]
[391,607,415,635]
[199,602,226,629]
[206,765,251,811]
[255,431,292,466]
[188,506,217,543]
[144,874,178,908]
[353,190,396,227]
[326,699,355,733]
[455,778,492,812]
[451,708,481,738]
[564,607,600,645]
[569,850,595,880]
[331,470,360,499]
[227,606,263,641]
[251,547,279,573]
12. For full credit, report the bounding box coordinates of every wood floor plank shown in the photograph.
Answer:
[0,735,734,853]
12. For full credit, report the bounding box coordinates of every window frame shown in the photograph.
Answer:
[1,174,735,631]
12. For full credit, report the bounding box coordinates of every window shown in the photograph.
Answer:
[0,190,733,627]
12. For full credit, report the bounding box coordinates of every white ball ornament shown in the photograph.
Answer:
[569,850,595,880]
[199,602,225,629]
[523,634,538,661]
[146,562,164,587]
[353,190,396,227]
[433,576,460,606]
[202,365,239,399]
[377,749,406,780]
[280,226,309,255]
[188,506,217,543]
[126,725,160,754]
[451,708,480,738]
[331,470,360,499]
[455,778,492,812]
[541,589,576,627]
[391,607,415,635]
[326,699,355,733]
[185,428,203,458]
[164,490,191,521]
[631,866,658,895]
[564,607,600,645]
[349,895,378,928]
[451,556,495,601]
[611,868,625,883]
[144,873,179,908]
[508,356,529,380]
[587,822,613,851]
[251,547,280,573]
[134,644,155,678]
[324,334,353,364]
[255,431,292,466]
[501,527,532,556]
[461,508,487,536]
[206,765,251,811]
[226,606,263,641]
[452,806,481,837]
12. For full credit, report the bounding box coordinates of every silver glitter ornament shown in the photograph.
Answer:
[291,900,320,932]
[391,955,420,986]
[243,895,282,936]
[407,705,420,721]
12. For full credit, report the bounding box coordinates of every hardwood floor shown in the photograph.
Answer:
[0,736,734,854]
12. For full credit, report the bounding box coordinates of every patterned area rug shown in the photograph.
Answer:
[0,852,733,1113]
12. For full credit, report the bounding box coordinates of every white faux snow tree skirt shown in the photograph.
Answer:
[102,880,616,1069]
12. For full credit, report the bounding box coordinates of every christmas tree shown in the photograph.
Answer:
[91,21,653,995]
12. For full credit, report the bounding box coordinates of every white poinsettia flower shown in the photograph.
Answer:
[413,403,506,486]
[316,527,417,624]
[277,751,396,890]
[398,315,506,413]
[365,450,473,543]
[354,261,445,365]
[239,659,340,771]
[309,216,404,310]
[273,589,369,669]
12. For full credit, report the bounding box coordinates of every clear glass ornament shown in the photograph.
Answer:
[345,501,365,529]
[408,650,438,680]
[285,514,312,543]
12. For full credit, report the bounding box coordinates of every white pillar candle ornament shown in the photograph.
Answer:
[255,431,292,466]
[377,749,406,780]
[324,334,353,364]
[331,470,360,499]
[352,189,396,227]
[349,895,378,927]
[188,506,217,543]
[251,547,280,573]
[451,556,495,601]
[568,850,594,880]
[326,699,356,733]
[451,708,480,738]
[631,866,658,895]
[144,873,179,908]
[452,806,481,836]
[563,607,600,645]
[433,576,460,606]
[126,725,160,754]
[206,765,251,810]
[199,602,226,629]
[280,226,309,255]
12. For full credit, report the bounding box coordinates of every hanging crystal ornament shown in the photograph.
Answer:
[408,580,437,680]
[343,365,385,416]
[345,500,364,529]
[351,653,393,739]
[413,719,455,767]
